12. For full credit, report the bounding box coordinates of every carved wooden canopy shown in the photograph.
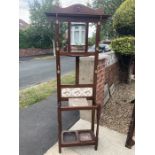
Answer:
[45,4,111,22]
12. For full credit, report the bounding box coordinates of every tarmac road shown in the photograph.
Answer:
[19,94,79,155]
[19,56,75,89]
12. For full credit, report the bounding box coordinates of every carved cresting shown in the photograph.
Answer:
[75,5,81,12]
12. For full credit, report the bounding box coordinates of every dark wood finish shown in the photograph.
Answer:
[68,22,71,52]
[47,15,110,22]
[45,4,111,23]
[61,96,94,101]
[58,107,62,153]
[95,105,101,150]
[46,4,105,15]
[91,109,95,132]
[125,102,135,149]
[60,105,99,111]
[91,22,100,133]
[93,22,100,102]
[61,84,94,88]
[55,18,62,153]
[76,57,79,84]
[46,4,110,153]
[85,22,89,52]
[61,130,96,147]
[59,52,95,57]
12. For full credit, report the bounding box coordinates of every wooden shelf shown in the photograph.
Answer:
[69,98,88,107]
[61,130,96,147]
[59,52,96,57]
[60,105,98,111]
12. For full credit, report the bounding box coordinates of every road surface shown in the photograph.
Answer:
[20,94,79,155]
[19,56,75,89]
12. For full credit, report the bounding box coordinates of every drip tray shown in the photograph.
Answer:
[62,130,95,145]
[63,131,77,143]
[79,131,93,142]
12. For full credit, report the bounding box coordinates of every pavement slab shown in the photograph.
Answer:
[45,119,135,155]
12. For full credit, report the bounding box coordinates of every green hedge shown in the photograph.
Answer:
[111,36,135,55]
[19,26,53,49]
[19,30,30,48]
[113,0,135,36]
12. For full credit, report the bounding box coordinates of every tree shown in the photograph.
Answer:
[92,0,125,39]
[19,30,30,48]
[111,0,135,83]
[29,0,67,53]
[111,36,135,56]
[28,0,56,49]
[113,0,135,36]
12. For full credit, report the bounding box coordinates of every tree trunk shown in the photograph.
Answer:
[118,55,133,84]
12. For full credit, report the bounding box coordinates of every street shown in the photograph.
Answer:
[19,56,78,155]
[20,94,79,155]
[19,56,75,89]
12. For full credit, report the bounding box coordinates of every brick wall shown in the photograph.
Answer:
[79,53,120,119]
[105,62,119,86]
[19,48,53,57]
[96,59,105,106]
[79,52,120,107]
[79,56,106,107]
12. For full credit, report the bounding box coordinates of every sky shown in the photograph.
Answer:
[19,0,95,36]
[19,0,92,23]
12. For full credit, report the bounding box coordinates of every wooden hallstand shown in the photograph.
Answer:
[46,4,110,153]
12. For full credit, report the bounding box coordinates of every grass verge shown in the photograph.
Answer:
[19,72,75,108]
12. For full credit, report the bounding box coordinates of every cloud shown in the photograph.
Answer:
[19,0,30,23]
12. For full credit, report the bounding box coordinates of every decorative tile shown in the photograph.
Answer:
[61,87,93,97]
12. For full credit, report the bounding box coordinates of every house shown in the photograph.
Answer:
[19,19,29,30]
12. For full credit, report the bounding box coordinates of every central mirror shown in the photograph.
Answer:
[62,22,88,53]
[71,22,86,50]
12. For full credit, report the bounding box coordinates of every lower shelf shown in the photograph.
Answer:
[61,129,96,147]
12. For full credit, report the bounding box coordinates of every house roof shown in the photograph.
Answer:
[19,19,29,30]
[45,4,111,22]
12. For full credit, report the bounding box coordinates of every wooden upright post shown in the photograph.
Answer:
[85,22,89,52]
[76,57,79,85]
[55,17,62,153]
[91,21,100,132]
[68,22,71,53]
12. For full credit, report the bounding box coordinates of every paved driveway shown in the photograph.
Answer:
[19,94,79,155]
[19,56,75,89]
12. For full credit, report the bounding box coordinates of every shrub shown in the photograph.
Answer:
[88,36,95,46]
[19,30,30,48]
[113,0,135,36]
[19,26,53,49]
[111,36,135,55]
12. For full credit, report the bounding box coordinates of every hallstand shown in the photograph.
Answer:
[46,4,110,153]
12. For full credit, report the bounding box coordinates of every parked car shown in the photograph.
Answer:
[88,44,111,53]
